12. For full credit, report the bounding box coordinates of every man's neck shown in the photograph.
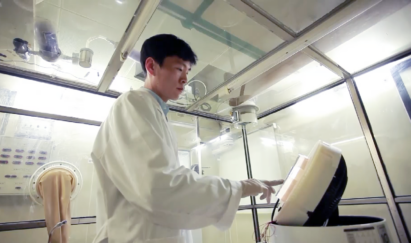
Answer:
[143,82,168,102]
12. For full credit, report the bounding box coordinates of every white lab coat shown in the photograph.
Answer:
[91,88,243,243]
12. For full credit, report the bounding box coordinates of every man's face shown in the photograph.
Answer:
[150,56,191,101]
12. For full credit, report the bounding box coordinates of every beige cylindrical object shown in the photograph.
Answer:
[37,169,76,243]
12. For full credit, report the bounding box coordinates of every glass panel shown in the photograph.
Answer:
[0,73,115,121]
[257,83,384,199]
[0,113,98,222]
[192,52,340,118]
[248,127,283,204]
[0,0,140,85]
[250,52,340,115]
[0,224,96,243]
[111,0,284,105]
[199,211,255,243]
[192,117,250,205]
[355,56,411,196]
[168,111,197,150]
[339,204,400,243]
[250,0,346,33]
[399,204,411,237]
[314,0,411,73]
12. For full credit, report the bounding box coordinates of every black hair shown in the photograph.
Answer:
[140,34,198,74]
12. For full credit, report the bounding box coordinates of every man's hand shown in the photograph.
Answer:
[240,179,284,204]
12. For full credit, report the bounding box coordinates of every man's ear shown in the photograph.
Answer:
[145,57,156,76]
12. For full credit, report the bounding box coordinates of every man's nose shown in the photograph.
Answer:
[180,74,188,84]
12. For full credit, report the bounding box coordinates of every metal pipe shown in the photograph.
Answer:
[241,125,261,242]
[346,78,410,243]
[195,116,202,175]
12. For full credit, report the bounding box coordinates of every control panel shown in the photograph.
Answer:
[0,136,52,195]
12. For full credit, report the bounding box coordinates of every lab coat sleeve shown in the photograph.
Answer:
[100,92,243,230]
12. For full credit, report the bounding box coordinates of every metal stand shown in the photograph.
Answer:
[241,125,261,242]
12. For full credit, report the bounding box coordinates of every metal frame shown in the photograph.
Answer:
[241,125,261,242]
[0,1,411,241]
[395,197,411,203]
[258,78,346,119]
[0,106,229,129]
[242,0,355,37]
[97,0,161,92]
[0,60,410,243]
[187,0,379,112]
[0,105,102,126]
[0,217,96,232]
[0,63,119,99]
[232,0,351,78]
[390,58,411,120]
[158,0,266,60]
[346,78,410,242]
[0,197,395,232]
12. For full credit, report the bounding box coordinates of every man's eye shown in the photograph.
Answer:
[176,68,183,71]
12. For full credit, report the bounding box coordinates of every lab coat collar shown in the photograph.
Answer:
[141,87,170,116]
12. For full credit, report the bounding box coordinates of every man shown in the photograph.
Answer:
[91,34,283,243]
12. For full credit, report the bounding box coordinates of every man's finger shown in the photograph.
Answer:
[266,192,272,204]
[264,180,285,186]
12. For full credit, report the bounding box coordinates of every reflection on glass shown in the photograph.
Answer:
[399,204,411,237]
[0,113,99,223]
[168,111,197,150]
[355,56,411,196]
[314,0,411,73]
[0,224,96,243]
[248,127,284,204]
[339,205,400,243]
[199,211,255,243]
[250,52,340,114]
[112,0,284,106]
[250,0,346,33]
[258,83,383,199]
[0,73,115,121]
[0,0,140,85]
[191,118,250,205]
